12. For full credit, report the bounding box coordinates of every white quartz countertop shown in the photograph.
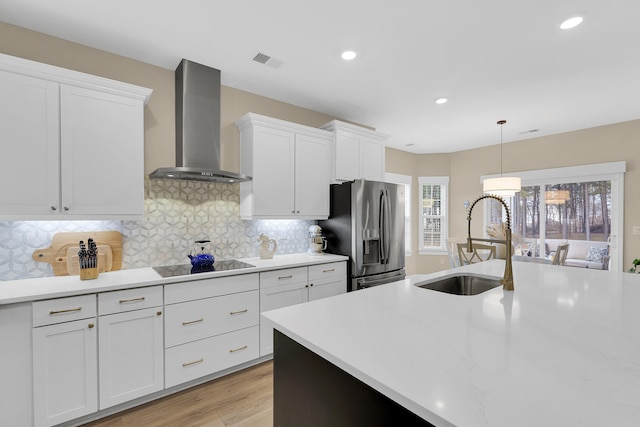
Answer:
[263,260,640,427]
[0,253,347,305]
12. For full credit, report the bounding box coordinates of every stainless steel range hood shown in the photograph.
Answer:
[149,59,251,183]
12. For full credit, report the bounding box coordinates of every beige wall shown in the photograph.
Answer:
[3,22,640,272]
[0,22,337,175]
[388,119,640,274]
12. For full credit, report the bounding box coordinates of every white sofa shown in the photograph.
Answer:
[545,239,609,269]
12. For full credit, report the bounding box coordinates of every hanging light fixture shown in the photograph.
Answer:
[483,120,521,196]
[545,189,570,204]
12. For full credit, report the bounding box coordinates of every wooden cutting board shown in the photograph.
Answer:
[32,231,123,276]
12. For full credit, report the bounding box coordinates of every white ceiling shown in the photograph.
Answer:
[1,0,639,153]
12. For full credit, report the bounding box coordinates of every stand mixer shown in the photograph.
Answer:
[307,225,327,255]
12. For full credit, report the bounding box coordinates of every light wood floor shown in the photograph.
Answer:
[82,361,273,427]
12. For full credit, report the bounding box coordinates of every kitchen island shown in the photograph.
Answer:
[263,260,640,427]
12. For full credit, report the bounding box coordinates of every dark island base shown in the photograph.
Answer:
[273,330,434,427]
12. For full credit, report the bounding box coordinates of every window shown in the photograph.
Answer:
[386,173,412,256]
[419,176,449,254]
[482,162,625,270]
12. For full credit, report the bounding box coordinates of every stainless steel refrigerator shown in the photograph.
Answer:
[320,179,405,291]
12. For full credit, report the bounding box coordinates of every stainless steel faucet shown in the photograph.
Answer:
[466,195,514,291]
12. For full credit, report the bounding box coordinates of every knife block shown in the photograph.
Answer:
[80,267,99,280]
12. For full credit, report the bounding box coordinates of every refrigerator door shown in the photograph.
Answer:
[353,180,405,277]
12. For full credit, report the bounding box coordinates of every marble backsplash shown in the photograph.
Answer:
[0,178,315,281]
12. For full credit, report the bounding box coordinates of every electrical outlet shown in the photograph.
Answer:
[633,226,640,236]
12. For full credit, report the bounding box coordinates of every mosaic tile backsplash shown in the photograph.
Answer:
[0,178,315,281]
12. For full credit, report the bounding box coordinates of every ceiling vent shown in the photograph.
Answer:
[519,129,540,135]
[253,52,272,64]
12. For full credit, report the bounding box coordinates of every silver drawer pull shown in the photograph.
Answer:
[182,318,204,326]
[230,309,248,315]
[50,307,81,315]
[182,358,204,367]
[278,275,293,280]
[229,345,248,353]
[119,297,145,304]
[323,268,335,273]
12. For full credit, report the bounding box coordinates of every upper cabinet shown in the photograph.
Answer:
[0,53,152,220]
[236,113,332,220]
[320,120,389,182]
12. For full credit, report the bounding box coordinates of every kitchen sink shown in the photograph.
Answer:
[415,274,501,295]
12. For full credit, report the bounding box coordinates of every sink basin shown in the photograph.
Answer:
[415,274,501,295]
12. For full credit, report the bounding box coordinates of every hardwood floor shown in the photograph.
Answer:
[82,361,273,427]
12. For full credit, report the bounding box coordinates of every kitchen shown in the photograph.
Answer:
[1,1,640,426]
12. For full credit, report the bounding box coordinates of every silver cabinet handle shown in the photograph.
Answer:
[119,297,145,304]
[229,345,248,353]
[182,318,204,326]
[323,268,335,273]
[182,358,204,367]
[50,206,57,211]
[230,309,248,315]
[278,275,293,280]
[63,206,70,211]
[50,307,81,315]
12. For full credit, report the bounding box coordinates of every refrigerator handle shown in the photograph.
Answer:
[379,190,386,264]
[383,189,391,264]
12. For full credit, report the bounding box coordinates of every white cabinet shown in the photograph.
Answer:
[321,120,389,182]
[164,274,260,388]
[236,113,332,220]
[97,287,164,409]
[59,85,145,217]
[0,53,151,220]
[259,262,346,355]
[32,295,98,427]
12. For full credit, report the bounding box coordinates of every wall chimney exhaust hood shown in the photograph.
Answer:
[149,59,251,183]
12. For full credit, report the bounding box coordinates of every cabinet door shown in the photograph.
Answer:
[308,276,347,301]
[0,71,60,217]
[294,133,330,218]
[259,281,308,356]
[251,126,295,217]
[334,132,360,181]
[359,137,385,181]
[98,307,164,409]
[33,319,97,427]
[60,85,144,217]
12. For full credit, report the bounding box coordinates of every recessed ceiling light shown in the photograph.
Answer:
[560,16,583,30]
[341,51,357,60]
[435,98,448,104]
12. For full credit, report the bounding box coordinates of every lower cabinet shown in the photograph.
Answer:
[164,274,260,389]
[260,262,346,356]
[98,307,164,409]
[97,287,164,410]
[32,288,163,426]
[32,295,98,427]
[27,262,343,426]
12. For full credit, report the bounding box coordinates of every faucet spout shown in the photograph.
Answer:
[466,195,514,291]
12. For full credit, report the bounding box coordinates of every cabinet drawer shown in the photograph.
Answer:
[33,294,96,327]
[165,326,259,388]
[260,267,307,289]
[165,290,259,348]
[165,273,259,305]
[309,262,346,281]
[98,286,163,315]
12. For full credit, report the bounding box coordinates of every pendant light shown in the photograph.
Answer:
[483,120,521,196]
[545,189,570,204]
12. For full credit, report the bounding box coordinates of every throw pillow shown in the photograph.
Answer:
[586,246,608,262]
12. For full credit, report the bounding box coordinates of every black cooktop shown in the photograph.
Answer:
[153,260,255,278]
